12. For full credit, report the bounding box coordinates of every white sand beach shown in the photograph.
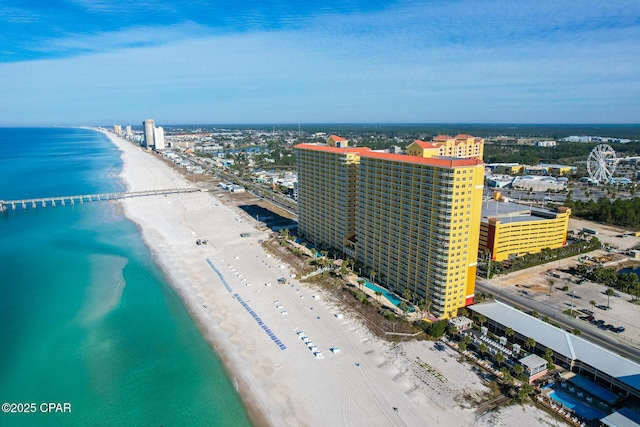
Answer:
[103,130,564,426]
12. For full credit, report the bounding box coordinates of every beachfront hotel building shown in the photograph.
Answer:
[478,196,571,262]
[296,135,485,318]
[143,119,155,149]
[406,134,485,160]
[296,136,368,255]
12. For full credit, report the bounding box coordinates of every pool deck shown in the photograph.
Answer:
[536,392,591,426]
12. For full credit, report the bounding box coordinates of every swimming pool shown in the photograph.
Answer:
[548,390,607,420]
[364,281,402,305]
[569,375,618,405]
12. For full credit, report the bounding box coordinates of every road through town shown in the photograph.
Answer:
[476,279,640,364]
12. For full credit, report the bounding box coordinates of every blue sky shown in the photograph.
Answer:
[0,0,638,125]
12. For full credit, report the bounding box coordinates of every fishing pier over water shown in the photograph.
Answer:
[1,188,199,213]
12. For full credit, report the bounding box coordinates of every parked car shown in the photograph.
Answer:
[616,326,626,333]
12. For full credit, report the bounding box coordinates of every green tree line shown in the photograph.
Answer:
[565,197,640,229]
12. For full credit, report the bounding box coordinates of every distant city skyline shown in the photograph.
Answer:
[0,1,639,126]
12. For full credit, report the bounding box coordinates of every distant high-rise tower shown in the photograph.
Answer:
[113,125,122,135]
[143,119,155,149]
[125,125,132,138]
[154,127,165,151]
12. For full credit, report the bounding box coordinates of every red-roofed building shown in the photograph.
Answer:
[407,134,484,160]
[295,138,485,318]
[327,135,349,148]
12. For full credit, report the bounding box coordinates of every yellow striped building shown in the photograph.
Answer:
[295,136,485,318]
[478,199,571,262]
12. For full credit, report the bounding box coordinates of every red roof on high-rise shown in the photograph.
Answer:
[413,140,439,149]
[328,135,348,142]
[358,151,482,167]
[295,143,371,155]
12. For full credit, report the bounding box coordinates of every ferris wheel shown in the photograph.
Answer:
[587,144,618,183]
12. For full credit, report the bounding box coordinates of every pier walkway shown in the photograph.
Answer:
[1,188,200,213]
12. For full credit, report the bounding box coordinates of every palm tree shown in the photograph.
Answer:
[476,314,487,328]
[531,311,539,319]
[525,337,536,353]
[518,383,534,401]
[418,298,427,316]
[589,299,597,312]
[505,327,514,342]
[402,287,413,303]
[478,343,488,357]
[495,352,506,368]
[606,288,615,309]
[548,279,554,296]
[343,258,353,272]
[279,228,290,242]
[374,291,383,303]
[501,367,513,384]
[513,364,524,377]
[368,269,377,284]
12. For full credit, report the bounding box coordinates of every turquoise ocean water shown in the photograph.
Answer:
[0,128,252,426]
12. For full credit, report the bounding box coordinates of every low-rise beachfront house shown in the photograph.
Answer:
[449,315,474,332]
[469,301,640,399]
[519,354,548,383]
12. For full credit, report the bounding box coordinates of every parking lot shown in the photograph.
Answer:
[486,217,640,351]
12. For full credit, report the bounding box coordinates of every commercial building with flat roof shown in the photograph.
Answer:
[296,136,485,318]
[470,301,640,399]
[479,198,571,261]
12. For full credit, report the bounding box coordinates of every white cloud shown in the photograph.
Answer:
[1,1,639,124]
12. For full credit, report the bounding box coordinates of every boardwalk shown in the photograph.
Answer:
[0,188,199,212]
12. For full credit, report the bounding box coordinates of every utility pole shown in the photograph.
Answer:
[570,289,576,315]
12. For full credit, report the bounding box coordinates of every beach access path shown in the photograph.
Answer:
[103,130,565,427]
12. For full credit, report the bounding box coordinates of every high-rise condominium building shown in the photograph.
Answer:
[125,126,132,138]
[113,125,122,135]
[143,119,155,149]
[296,137,369,255]
[154,126,165,151]
[296,136,485,318]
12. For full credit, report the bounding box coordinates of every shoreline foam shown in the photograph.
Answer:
[100,128,565,427]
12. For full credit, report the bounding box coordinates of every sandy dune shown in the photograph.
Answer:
[103,130,564,427]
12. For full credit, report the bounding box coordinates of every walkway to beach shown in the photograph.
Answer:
[206,258,286,350]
